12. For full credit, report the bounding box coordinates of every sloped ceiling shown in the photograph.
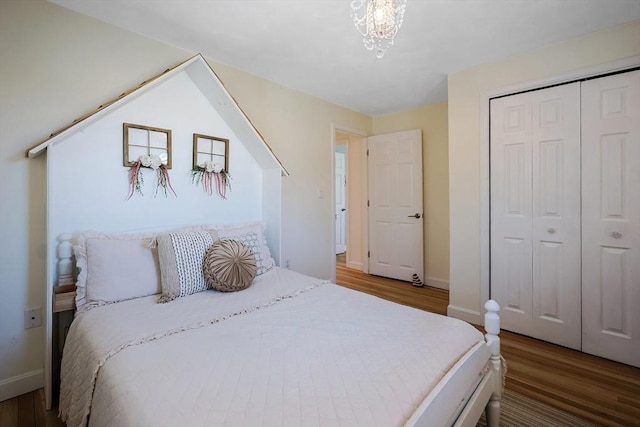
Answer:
[50,0,640,116]
[27,54,287,174]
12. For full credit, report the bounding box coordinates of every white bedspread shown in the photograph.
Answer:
[59,268,483,427]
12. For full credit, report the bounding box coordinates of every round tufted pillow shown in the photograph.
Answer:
[203,239,256,292]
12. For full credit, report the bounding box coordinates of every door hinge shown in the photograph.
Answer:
[366,149,369,156]
[368,251,370,258]
[367,200,370,207]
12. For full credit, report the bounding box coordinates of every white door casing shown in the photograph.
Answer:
[335,151,347,255]
[581,70,640,367]
[368,129,423,282]
[490,83,582,349]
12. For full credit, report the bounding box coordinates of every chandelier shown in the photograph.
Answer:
[350,0,407,58]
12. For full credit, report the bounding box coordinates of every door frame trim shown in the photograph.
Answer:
[478,55,640,316]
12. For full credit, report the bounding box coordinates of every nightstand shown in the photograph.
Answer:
[53,284,76,313]
[52,284,76,403]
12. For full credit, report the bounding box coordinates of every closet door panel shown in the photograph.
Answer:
[582,70,640,367]
[531,83,581,349]
[491,83,581,347]
[490,93,533,335]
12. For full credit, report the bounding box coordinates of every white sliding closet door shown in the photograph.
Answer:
[491,83,582,349]
[581,70,640,367]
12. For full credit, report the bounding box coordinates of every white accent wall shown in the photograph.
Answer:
[49,72,264,235]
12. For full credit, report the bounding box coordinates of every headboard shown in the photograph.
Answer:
[32,54,286,408]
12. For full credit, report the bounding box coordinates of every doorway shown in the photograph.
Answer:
[332,127,425,286]
[335,144,347,255]
[333,130,366,277]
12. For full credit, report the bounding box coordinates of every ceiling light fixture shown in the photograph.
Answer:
[350,0,407,59]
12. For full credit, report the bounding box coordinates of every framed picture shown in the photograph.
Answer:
[123,123,172,168]
[192,133,229,172]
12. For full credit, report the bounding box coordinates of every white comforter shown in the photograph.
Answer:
[59,268,483,427]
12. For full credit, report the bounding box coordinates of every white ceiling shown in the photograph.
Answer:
[51,0,640,116]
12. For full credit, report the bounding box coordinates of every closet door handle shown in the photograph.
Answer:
[610,231,622,239]
[408,213,421,219]
[547,228,556,234]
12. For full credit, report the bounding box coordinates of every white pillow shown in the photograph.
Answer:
[74,231,160,312]
[212,222,275,275]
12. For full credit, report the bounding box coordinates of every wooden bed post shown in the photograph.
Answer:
[57,234,75,285]
[484,299,502,427]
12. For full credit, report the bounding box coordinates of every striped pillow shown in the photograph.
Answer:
[157,230,217,303]
[203,240,256,292]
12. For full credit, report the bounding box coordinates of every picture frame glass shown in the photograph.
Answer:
[193,134,229,172]
[123,123,172,168]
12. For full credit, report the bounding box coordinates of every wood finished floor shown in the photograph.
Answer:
[0,388,60,427]
[335,254,640,427]
[2,257,639,426]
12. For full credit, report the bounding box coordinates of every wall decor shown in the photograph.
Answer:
[192,133,228,172]
[123,123,172,168]
[191,133,230,199]
[123,123,176,199]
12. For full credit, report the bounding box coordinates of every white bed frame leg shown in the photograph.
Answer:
[484,300,502,427]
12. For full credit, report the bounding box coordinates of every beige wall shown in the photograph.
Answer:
[372,102,450,286]
[447,20,640,322]
[210,65,372,278]
[0,0,370,397]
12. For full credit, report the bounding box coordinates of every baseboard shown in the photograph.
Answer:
[425,276,449,290]
[0,369,44,402]
[347,260,363,271]
[447,305,483,326]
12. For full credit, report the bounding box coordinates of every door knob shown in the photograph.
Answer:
[547,228,556,234]
[610,231,622,238]
[408,213,421,219]
[341,208,346,212]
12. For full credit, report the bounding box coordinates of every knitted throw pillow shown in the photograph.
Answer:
[156,230,217,303]
[203,240,256,292]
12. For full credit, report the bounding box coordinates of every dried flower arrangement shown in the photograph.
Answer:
[191,160,231,199]
[127,154,177,199]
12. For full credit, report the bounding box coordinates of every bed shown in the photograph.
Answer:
[32,55,501,425]
[56,224,503,427]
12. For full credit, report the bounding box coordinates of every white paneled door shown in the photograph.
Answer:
[490,83,582,349]
[581,71,640,367]
[368,129,423,282]
[335,151,347,255]
[491,70,640,367]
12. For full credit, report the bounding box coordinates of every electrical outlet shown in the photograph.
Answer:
[24,307,42,329]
